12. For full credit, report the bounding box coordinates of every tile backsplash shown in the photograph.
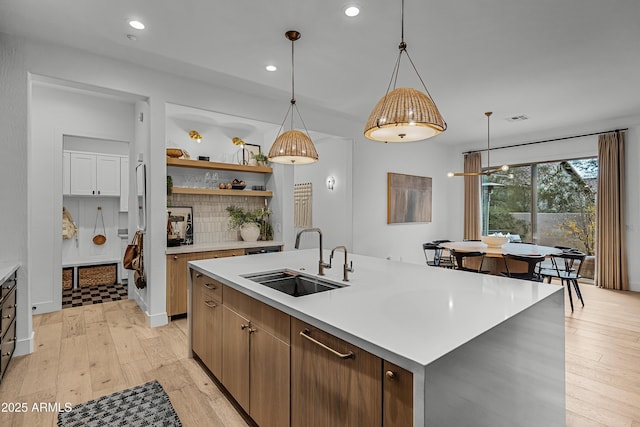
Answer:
[168,194,267,245]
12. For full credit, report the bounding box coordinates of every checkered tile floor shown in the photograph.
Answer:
[62,283,128,308]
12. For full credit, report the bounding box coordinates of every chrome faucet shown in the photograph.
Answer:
[295,228,331,276]
[330,246,354,282]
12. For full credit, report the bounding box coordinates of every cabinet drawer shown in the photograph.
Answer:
[199,249,245,259]
[1,274,16,301]
[192,272,223,303]
[1,287,16,338]
[1,318,16,377]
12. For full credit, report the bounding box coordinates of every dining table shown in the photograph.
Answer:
[438,241,563,275]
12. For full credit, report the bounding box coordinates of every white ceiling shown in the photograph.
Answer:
[2,0,640,147]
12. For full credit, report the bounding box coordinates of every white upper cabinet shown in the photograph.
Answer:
[96,155,120,196]
[66,151,121,196]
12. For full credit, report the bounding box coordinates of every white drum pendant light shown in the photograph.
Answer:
[268,30,319,164]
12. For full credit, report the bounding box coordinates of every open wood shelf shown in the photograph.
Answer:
[171,187,273,197]
[167,158,272,173]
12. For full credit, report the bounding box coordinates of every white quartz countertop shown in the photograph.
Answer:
[0,263,20,283]
[166,240,284,255]
[189,250,562,371]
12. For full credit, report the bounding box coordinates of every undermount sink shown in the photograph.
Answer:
[242,270,347,297]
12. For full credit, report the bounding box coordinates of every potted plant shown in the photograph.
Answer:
[226,205,265,241]
[251,152,269,167]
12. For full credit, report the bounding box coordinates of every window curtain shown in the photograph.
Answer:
[595,131,628,290]
[463,152,482,240]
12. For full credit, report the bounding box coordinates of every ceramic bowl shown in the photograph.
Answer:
[481,235,508,247]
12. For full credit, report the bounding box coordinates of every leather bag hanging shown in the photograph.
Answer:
[92,206,107,245]
[123,231,142,270]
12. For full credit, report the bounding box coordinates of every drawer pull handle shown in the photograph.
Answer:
[385,370,397,380]
[203,283,217,290]
[2,352,10,357]
[195,273,203,278]
[300,329,354,360]
[241,324,249,330]
[203,300,217,308]
[2,315,10,319]
[249,327,257,334]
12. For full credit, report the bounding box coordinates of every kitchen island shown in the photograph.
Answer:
[188,249,565,427]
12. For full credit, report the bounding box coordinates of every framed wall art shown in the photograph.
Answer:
[387,172,432,224]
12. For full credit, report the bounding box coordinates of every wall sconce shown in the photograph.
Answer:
[326,176,335,190]
[189,130,202,143]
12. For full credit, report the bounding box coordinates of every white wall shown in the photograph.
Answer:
[0,33,31,356]
[293,135,354,253]
[7,34,360,336]
[30,82,135,313]
[352,137,462,265]
[3,32,640,359]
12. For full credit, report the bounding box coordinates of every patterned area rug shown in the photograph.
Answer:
[62,283,128,308]
[58,380,181,427]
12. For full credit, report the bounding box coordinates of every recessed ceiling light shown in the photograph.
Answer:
[129,20,145,30]
[345,6,360,17]
[266,65,277,72]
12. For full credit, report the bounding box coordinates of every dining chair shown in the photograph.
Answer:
[450,249,488,273]
[540,250,586,312]
[501,254,546,282]
[422,242,454,268]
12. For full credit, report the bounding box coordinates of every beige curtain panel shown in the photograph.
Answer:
[463,152,482,241]
[596,131,628,290]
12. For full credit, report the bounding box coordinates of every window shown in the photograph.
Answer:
[482,157,597,255]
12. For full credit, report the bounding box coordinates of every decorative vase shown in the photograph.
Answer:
[240,223,260,242]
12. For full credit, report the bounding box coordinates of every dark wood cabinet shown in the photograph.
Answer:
[0,269,17,384]
[291,318,383,427]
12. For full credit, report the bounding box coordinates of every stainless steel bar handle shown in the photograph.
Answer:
[203,300,217,308]
[300,329,354,360]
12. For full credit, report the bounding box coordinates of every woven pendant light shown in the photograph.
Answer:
[364,0,446,142]
[268,30,318,164]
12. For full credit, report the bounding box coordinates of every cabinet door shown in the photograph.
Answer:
[250,327,290,427]
[222,306,250,411]
[166,254,188,317]
[191,274,223,377]
[120,157,129,211]
[96,155,121,196]
[383,361,413,427]
[70,152,96,195]
[291,318,382,427]
[63,151,71,196]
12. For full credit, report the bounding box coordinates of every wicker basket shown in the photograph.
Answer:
[62,268,73,290]
[78,264,117,288]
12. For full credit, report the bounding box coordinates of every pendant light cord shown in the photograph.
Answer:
[401,0,405,43]
[486,112,491,170]
[291,37,295,130]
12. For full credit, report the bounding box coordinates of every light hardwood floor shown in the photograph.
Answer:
[1,283,639,426]
[0,299,250,427]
